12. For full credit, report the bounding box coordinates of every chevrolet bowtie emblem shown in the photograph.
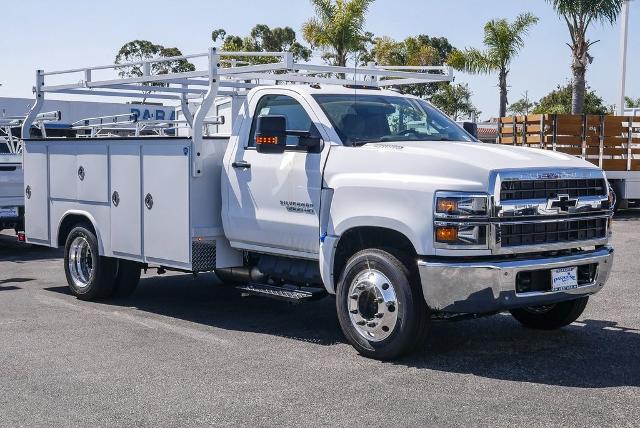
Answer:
[547,194,578,212]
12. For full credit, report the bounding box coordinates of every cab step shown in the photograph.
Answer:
[236,283,326,303]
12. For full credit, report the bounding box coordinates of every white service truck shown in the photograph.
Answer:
[22,50,615,359]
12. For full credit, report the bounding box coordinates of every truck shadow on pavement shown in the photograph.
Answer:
[47,273,345,347]
[404,315,640,388]
[45,272,640,388]
[0,233,62,262]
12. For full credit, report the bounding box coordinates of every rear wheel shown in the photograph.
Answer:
[509,297,589,330]
[112,259,142,298]
[336,249,429,360]
[64,225,116,301]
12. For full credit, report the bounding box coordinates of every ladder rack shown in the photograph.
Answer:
[1,111,61,154]
[23,48,454,176]
[71,114,225,138]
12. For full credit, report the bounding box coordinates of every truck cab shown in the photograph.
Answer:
[21,50,615,360]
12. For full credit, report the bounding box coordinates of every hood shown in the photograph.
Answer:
[324,140,602,194]
[366,140,593,172]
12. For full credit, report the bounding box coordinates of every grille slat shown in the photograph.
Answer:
[500,178,607,201]
[500,218,607,247]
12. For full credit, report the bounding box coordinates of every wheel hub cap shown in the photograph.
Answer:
[68,236,94,288]
[348,269,398,342]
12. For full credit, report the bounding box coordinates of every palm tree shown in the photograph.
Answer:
[448,13,539,118]
[547,0,623,114]
[302,0,375,67]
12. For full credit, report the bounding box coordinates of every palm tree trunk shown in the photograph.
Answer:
[571,63,586,115]
[499,70,508,118]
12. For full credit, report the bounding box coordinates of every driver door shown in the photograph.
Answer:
[225,91,327,256]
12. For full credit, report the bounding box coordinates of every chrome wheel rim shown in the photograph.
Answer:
[68,236,94,288]
[348,269,398,342]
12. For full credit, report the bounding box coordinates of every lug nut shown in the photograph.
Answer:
[375,313,384,318]
[356,320,366,326]
[356,284,366,291]
[366,322,377,328]
[376,297,384,303]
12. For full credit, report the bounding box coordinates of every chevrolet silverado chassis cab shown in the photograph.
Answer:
[22,50,614,359]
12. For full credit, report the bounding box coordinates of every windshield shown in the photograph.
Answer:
[312,94,475,146]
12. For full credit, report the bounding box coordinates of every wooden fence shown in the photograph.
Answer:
[497,114,640,171]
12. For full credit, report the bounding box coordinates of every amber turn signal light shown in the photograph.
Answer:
[436,198,458,214]
[256,136,279,145]
[435,226,458,242]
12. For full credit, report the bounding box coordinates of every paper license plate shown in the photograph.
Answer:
[551,266,578,291]
[0,207,18,218]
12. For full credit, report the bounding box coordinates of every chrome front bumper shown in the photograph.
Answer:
[418,246,614,314]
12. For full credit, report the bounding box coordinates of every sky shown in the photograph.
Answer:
[1,0,638,120]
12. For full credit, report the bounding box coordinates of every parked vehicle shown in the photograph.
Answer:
[0,112,59,236]
[22,50,614,359]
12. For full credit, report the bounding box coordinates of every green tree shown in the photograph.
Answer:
[430,83,480,121]
[366,35,456,98]
[625,96,640,108]
[508,92,535,115]
[302,0,375,66]
[447,13,539,118]
[532,84,611,115]
[115,40,194,78]
[115,40,195,103]
[212,25,311,65]
[547,0,623,114]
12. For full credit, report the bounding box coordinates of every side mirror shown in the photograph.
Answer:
[256,115,286,153]
[460,121,478,139]
[298,135,323,151]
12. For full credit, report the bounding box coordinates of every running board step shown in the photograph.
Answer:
[236,283,326,303]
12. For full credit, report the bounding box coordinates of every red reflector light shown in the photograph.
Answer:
[256,136,279,145]
[17,232,26,242]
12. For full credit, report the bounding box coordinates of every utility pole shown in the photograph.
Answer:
[618,0,631,115]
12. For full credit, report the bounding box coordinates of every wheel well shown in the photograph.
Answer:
[57,214,95,247]
[332,227,417,287]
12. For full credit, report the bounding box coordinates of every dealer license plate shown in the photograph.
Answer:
[551,266,578,291]
[0,207,18,218]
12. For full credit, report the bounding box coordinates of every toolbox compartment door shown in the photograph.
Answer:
[110,143,142,258]
[142,142,191,266]
[23,142,50,243]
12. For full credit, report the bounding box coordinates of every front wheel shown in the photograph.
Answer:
[336,249,429,360]
[64,225,117,301]
[509,297,589,330]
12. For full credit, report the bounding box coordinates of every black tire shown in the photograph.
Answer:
[63,225,117,301]
[112,259,142,298]
[509,297,589,330]
[336,249,430,360]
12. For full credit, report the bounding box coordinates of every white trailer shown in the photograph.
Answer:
[22,49,615,360]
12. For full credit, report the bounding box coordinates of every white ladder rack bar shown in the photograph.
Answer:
[23,48,454,176]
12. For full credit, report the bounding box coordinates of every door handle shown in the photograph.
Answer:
[232,161,251,169]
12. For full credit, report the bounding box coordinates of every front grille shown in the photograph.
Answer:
[500,218,607,247]
[500,178,607,201]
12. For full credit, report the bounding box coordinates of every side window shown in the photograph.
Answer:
[248,94,320,148]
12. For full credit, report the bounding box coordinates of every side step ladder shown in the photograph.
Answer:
[236,283,326,303]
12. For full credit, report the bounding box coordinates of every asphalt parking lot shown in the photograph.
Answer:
[0,214,639,427]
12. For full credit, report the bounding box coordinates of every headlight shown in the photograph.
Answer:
[435,194,488,217]
[434,192,490,249]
